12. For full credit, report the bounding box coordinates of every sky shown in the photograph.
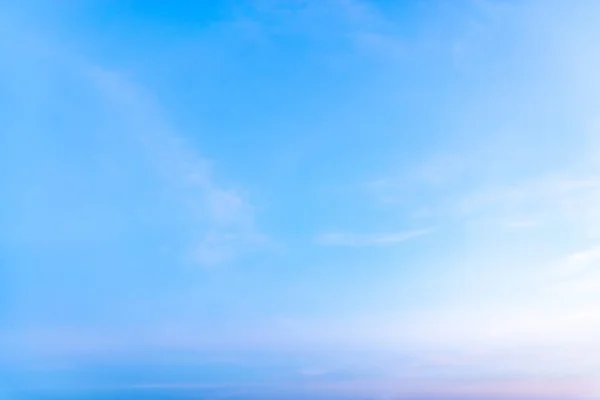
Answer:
[1,0,600,399]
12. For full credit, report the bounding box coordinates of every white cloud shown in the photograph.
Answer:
[458,175,600,222]
[0,8,266,267]
[502,218,539,229]
[316,228,433,246]
[85,66,265,266]
[564,245,600,272]
[545,244,600,298]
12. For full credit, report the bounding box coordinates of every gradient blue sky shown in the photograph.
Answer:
[2,0,600,399]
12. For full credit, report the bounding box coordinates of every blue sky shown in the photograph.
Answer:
[2,0,600,398]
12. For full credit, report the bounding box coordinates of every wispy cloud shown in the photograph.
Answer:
[553,244,600,278]
[0,7,267,268]
[296,377,599,399]
[316,228,433,246]
[239,0,403,61]
[544,244,600,298]
[85,66,266,266]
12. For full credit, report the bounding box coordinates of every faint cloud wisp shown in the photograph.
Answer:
[316,228,433,246]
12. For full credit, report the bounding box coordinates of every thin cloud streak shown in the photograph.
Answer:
[85,66,266,266]
[316,228,433,246]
